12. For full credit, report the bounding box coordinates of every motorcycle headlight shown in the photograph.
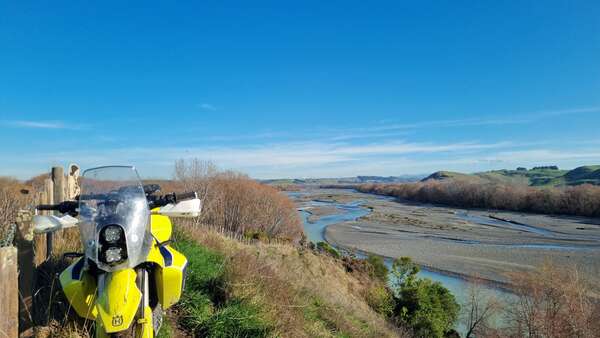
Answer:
[103,225,123,243]
[99,224,128,265]
[105,247,123,263]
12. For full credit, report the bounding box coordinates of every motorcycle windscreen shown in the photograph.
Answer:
[79,166,152,271]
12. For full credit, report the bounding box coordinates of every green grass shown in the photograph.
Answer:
[304,297,348,337]
[201,300,272,338]
[156,318,174,338]
[316,241,341,259]
[172,232,272,337]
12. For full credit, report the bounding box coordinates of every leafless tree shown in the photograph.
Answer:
[462,276,502,338]
[173,158,218,203]
[505,262,598,338]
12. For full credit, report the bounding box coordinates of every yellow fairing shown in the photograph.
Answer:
[151,213,172,243]
[154,245,187,309]
[150,213,188,309]
[60,257,97,320]
[96,269,142,333]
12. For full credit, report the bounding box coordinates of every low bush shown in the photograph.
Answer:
[366,286,395,318]
[390,257,459,338]
[243,229,270,242]
[316,241,341,258]
[366,254,389,282]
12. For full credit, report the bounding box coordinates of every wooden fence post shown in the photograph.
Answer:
[33,191,47,266]
[42,178,53,262]
[50,167,64,258]
[16,210,34,336]
[0,246,18,338]
[66,163,80,200]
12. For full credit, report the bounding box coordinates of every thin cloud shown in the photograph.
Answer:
[335,141,511,156]
[531,106,600,118]
[198,103,217,111]
[344,106,600,134]
[3,120,80,130]
[8,139,513,177]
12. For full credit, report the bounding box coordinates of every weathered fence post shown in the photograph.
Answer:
[66,163,80,200]
[42,178,53,263]
[16,210,34,336]
[0,246,18,338]
[49,167,64,257]
[33,191,47,266]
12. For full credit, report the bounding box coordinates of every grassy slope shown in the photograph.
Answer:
[170,224,405,338]
[33,225,402,338]
[423,166,600,187]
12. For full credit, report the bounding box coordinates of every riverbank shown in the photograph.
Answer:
[292,187,600,295]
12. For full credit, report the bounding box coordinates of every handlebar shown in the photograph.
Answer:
[176,191,198,201]
[37,204,58,211]
[148,191,198,209]
[37,191,198,214]
[36,201,79,215]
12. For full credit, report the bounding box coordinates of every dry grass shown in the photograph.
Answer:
[31,228,91,338]
[33,225,406,337]
[0,177,32,242]
[179,222,409,338]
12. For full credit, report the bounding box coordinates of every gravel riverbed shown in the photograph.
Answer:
[294,188,600,294]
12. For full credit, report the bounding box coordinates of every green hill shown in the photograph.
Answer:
[422,165,600,187]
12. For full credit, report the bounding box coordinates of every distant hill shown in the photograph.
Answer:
[421,165,600,187]
[262,175,424,185]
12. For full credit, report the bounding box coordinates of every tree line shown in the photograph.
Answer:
[353,179,600,217]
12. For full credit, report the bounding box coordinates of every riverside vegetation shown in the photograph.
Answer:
[354,176,600,218]
[1,160,599,337]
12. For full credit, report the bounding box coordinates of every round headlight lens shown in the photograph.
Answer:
[105,247,123,263]
[104,225,122,243]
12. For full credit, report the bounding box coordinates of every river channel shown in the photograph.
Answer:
[290,192,514,334]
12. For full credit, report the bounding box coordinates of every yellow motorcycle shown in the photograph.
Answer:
[34,166,200,337]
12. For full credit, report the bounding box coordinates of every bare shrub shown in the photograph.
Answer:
[174,158,218,204]
[462,276,502,338]
[0,177,32,242]
[505,262,599,338]
[173,159,304,241]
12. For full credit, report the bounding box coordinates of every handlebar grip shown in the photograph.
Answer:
[37,204,58,211]
[176,192,198,201]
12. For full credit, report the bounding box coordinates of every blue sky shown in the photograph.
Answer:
[1,1,599,179]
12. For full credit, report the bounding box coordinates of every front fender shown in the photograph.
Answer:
[96,269,141,333]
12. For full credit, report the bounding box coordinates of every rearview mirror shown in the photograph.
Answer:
[33,215,79,234]
[155,198,201,218]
